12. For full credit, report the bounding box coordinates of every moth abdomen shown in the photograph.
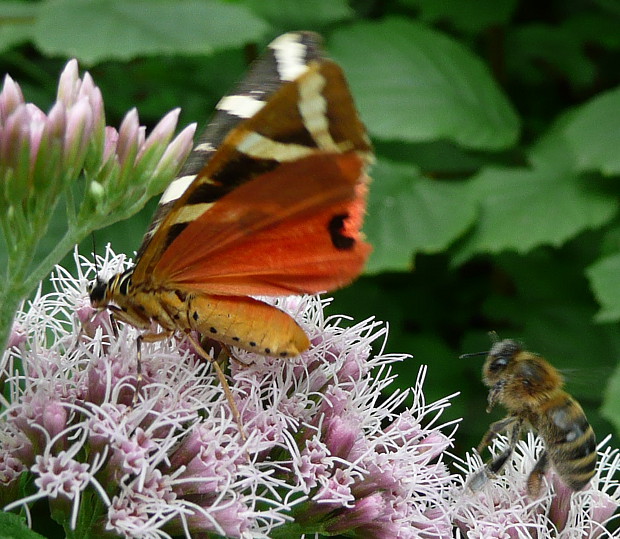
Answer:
[187,294,309,357]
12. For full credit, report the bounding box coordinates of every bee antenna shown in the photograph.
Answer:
[459,351,489,359]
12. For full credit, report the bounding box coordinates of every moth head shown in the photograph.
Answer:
[88,276,111,308]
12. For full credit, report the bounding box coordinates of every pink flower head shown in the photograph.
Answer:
[0,248,459,537]
[453,432,620,537]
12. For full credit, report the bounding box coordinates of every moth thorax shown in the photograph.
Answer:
[89,269,133,307]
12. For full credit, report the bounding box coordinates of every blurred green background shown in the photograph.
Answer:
[2,0,620,462]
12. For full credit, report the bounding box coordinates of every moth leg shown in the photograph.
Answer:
[107,305,122,338]
[220,343,256,369]
[469,417,523,491]
[526,449,549,497]
[134,330,174,404]
[185,332,247,442]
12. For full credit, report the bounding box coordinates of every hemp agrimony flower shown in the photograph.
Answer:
[1,248,459,537]
[453,432,620,538]
[0,60,196,352]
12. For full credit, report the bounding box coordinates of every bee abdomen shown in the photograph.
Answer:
[547,397,597,491]
[550,438,597,490]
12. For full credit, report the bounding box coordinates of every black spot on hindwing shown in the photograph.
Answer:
[328,213,355,250]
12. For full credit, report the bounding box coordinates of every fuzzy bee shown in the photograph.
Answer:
[462,335,597,496]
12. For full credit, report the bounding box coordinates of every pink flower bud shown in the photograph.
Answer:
[0,74,25,122]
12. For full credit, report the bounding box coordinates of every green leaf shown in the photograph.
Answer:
[34,0,269,64]
[562,13,620,49]
[0,512,46,539]
[586,253,620,322]
[454,167,618,262]
[527,113,577,173]
[400,0,518,33]
[0,2,37,52]
[330,17,520,150]
[562,86,620,176]
[365,159,477,273]
[505,23,596,89]
[530,87,620,177]
[376,139,487,176]
[239,0,353,28]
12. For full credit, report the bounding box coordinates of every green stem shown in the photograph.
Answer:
[23,223,90,297]
[0,288,20,353]
[0,214,37,351]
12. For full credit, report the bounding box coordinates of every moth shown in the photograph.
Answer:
[89,33,373,392]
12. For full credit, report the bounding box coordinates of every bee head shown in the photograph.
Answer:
[486,339,522,373]
[461,335,524,390]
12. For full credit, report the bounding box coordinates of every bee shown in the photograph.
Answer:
[461,334,597,496]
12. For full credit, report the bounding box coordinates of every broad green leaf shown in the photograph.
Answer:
[454,167,618,262]
[365,159,477,274]
[0,2,37,52]
[34,0,268,64]
[91,50,247,123]
[562,86,620,176]
[0,511,46,538]
[240,0,352,28]
[527,113,577,173]
[562,13,620,49]
[376,140,487,176]
[522,85,620,179]
[330,18,520,150]
[400,0,518,33]
[506,24,596,88]
[586,253,620,322]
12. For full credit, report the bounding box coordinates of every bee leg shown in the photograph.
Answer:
[526,450,549,497]
[469,418,523,491]
[489,418,523,472]
[477,415,520,452]
[487,380,506,412]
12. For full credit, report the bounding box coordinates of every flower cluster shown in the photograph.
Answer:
[1,248,459,538]
[452,432,620,538]
[0,60,195,222]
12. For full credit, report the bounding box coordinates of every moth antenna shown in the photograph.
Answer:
[488,330,500,343]
[93,234,101,273]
